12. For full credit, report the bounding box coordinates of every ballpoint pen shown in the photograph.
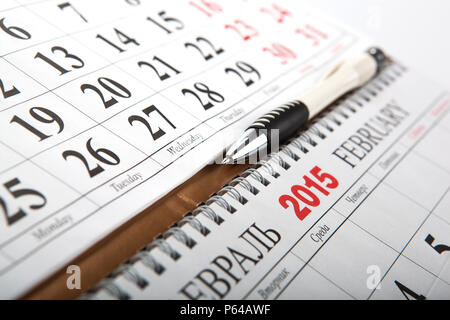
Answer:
[222,47,388,164]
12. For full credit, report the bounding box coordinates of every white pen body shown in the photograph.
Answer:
[302,52,378,118]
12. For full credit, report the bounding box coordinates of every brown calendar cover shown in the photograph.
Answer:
[24,164,248,300]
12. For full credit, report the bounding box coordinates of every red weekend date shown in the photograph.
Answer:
[278,166,338,221]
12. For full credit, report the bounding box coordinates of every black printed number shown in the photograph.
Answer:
[96,28,139,53]
[0,17,31,40]
[184,37,224,61]
[58,2,88,23]
[394,280,426,300]
[62,138,120,178]
[147,11,184,34]
[0,178,46,226]
[138,56,181,82]
[80,77,131,109]
[0,78,20,99]
[181,82,224,111]
[225,61,261,87]
[10,107,64,141]
[128,105,176,141]
[34,46,85,75]
[425,234,450,254]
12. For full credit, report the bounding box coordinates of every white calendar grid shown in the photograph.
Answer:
[90,65,450,300]
[245,91,450,299]
[0,0,371,297]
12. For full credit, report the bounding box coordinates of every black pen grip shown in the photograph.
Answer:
[249,100,309,143]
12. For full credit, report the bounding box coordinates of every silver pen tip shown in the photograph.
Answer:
[222,128,268,164]
[222,156,233,164]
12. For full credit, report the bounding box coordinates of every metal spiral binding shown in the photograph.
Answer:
[83,62,406,300]
[83,178,253,299]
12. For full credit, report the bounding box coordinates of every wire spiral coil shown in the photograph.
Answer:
[83,62,406,300]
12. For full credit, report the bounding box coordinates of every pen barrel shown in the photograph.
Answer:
[249,100,309,144]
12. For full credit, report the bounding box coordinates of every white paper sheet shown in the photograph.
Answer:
[0,0,373,298]
[90,63,450,300]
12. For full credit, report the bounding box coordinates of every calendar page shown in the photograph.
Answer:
[88,63,450,300]
[0,0,375,298]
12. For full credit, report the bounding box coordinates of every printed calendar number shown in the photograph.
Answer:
[260,4,292,24]
[128,105,176,141]
[188,0,222,17]
[425,234,450,254]
[10,107,64,142]
[278,166,338,221]
[147,11,184,34]
[96,28,140,53]
[295,24,329,47]
[0,178,47,226]
[0,17,31,40]
[34,46,85,76]
[394,280,426,300]
[137,56,181,82]
[80,77,132,109]
[224,20,259,41]
[62,138,120,178]
[0,78,20,99]
[184,36,224,61]
[58,2,88,23]
[225,61,261,87]
[181,82,224,111]
[263,43,297,65]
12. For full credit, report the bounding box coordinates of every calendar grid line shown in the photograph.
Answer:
[3,0,237,103]
[51,87,153,159]
[0,189,99,270]
[0,38,355,272]
[0,13,199,112]
[1,0,50,15]
[382,176,450,212]
[240,91,447,299]
[314,102,450,298]
[0,4,23,15]
[348,214,449,288]
[1,2,349,112]
[434,256,450,288]
[345,177,450,287]
[367,185,450,299]
[1,1,140,58]
[15,0,49,6]
[0,33,343,173]
[371,172,440,212]
[7,1,447,300]
[0,32,351,198]
[336,208,404,253]
[409,148,450,176]
[0,139,25,164]
[0,248,13,262]
[1,4,312,173]
[288,254,357,300]
[426,273,447,298]
[1,21,286,169]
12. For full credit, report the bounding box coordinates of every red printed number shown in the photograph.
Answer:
[260,4,292,23]
[225,20,259,41]
[279,166,338,221]
[263,43,296,65]
[189,0,222,17]
[295,24,328,46]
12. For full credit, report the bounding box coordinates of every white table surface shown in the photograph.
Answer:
[302,0,450,88]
